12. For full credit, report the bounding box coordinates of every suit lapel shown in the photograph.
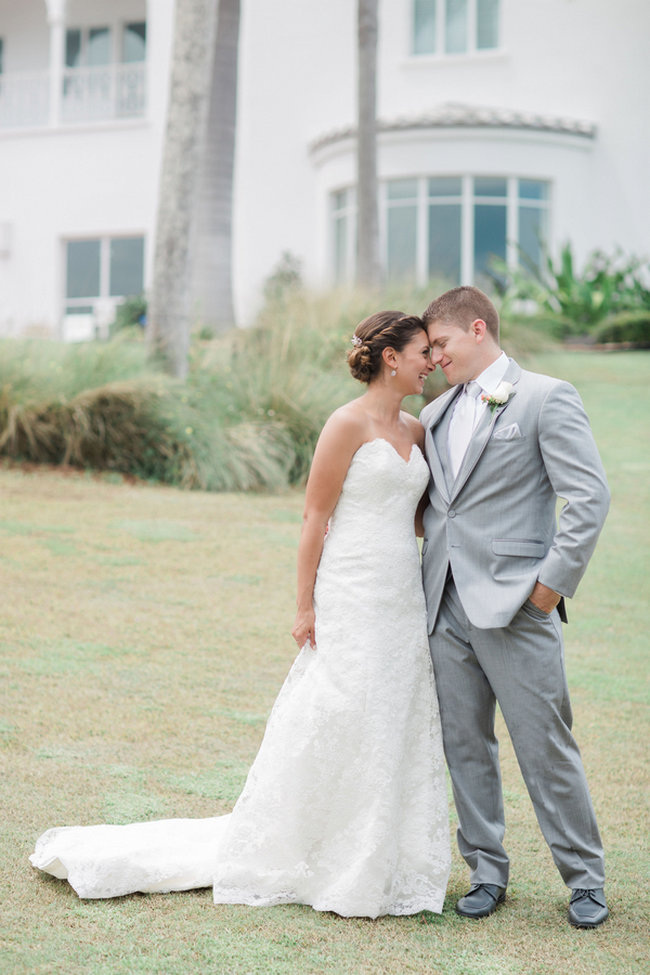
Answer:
[424,387,461,503]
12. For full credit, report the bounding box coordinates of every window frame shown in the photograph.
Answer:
[331,175,550,288]
[63,234,145,317]
[65,21,147,68]
[411,0,501,58]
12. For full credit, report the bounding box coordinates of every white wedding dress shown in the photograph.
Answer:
[30,439,450,917]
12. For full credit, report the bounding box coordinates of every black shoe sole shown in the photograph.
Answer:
[568,911,609,929]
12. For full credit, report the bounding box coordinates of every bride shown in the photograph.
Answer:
[30,311,451,918]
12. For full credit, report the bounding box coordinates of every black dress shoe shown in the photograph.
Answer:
[568,888,609,928]
[456,883,506,918]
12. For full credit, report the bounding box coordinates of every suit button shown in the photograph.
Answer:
[448,509,456,518]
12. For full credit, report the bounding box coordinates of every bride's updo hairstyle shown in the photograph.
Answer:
[347,310,426,384]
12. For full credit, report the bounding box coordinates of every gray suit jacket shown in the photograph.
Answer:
[420,358,610,630]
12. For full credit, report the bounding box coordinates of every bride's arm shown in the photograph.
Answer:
[291,411,364,651]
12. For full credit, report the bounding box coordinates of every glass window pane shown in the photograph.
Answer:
[109,237,144,297]
[65,305,94,315]
[332,189,347,212]
[428,176,462,198]
[88,27,111,67]
[123,22,147,63]
[334,216,348,282]
[445,0,468,54]
[477,0,499,50]
[474,176,507,198]
[65,29,81,68]
[428,204,461,284]
[387,206,417,279]
[519,206,546,270]
[474,204,506,280]
[387,179,418,201]
[413,0,437,54]
[66,240,100,299]
[519,179,548,201]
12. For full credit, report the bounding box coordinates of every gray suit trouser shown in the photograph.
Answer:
[429,575,605,890]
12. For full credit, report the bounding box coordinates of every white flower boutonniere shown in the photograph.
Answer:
[481,381,514,414]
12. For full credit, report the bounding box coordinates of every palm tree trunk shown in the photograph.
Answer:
[191,0,241,334]
[147,0,218,378]
[356,0,381,288]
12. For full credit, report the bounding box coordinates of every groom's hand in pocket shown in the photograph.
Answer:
[528,581,561,614]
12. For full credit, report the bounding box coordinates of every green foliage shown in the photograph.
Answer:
[0,285,560,490]
[262,251,303,306]
[497,243,650,336]
[591,308,650,346]
[112,295,147,333]
[0,330,153,401]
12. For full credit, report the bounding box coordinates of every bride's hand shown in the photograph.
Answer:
[292,607,317,651]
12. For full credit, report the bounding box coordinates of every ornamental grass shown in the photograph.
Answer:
[0,285,555,491]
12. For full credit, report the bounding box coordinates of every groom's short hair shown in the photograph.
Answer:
[423,286,499,340]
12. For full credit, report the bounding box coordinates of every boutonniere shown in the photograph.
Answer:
[481,382,514,414]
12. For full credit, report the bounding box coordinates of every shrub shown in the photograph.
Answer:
[496,244,650,336]
[111,295,147,334]
[592,310,650,346]
[0,285,561,491]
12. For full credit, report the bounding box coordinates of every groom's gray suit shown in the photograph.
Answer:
[420,357,610,890]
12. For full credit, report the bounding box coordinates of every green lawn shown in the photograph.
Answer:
[0,351,648,975]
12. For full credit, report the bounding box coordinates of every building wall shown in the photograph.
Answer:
[235,0,649,318]
[0,0,174,336]
[0,0,648,335]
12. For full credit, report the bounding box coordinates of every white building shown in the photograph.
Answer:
[0,0,648,338]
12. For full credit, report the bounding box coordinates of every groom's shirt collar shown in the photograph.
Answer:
[473,351,509,396]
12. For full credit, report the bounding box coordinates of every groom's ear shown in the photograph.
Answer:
[471,318,488,342]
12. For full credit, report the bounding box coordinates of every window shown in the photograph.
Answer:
[518,179,549,272]
[331,188,356,284]
[64,236,144,315]
[412,0,500,56]
[65,23,147,68]
[331,176,549,289]
[65,27,111,68]
[473,176,507,287]
[122,22,147,63]
[386,179,418,280]
[63,23,147,121]
[427,177,462,283]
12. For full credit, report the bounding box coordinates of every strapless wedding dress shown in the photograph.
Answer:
[30,439,450,917]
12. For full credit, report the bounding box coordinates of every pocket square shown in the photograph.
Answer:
[493,422,522,441]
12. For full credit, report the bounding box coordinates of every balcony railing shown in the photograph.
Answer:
[0,72,49,128]
[0,63,146,130]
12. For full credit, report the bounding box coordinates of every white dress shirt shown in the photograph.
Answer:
[448,352,509,477]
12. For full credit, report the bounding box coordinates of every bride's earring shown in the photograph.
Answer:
[390,369,396,377]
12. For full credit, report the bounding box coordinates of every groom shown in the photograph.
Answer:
[420,286,610,928]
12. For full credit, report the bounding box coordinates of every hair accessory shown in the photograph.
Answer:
[351,335,362,347]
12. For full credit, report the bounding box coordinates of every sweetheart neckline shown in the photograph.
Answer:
[355,438,422,465]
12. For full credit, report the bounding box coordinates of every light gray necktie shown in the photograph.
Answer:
[448,381,482,478]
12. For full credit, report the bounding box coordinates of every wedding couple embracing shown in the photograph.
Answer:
[31,287,610,929]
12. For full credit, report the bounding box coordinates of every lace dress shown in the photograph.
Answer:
[30,439,450,917]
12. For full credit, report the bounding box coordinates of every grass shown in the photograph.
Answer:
[0,351,648,974]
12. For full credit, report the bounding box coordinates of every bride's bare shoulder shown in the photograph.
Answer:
[323,399,371,438]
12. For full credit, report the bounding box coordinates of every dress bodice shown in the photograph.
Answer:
[328,438,430,537]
